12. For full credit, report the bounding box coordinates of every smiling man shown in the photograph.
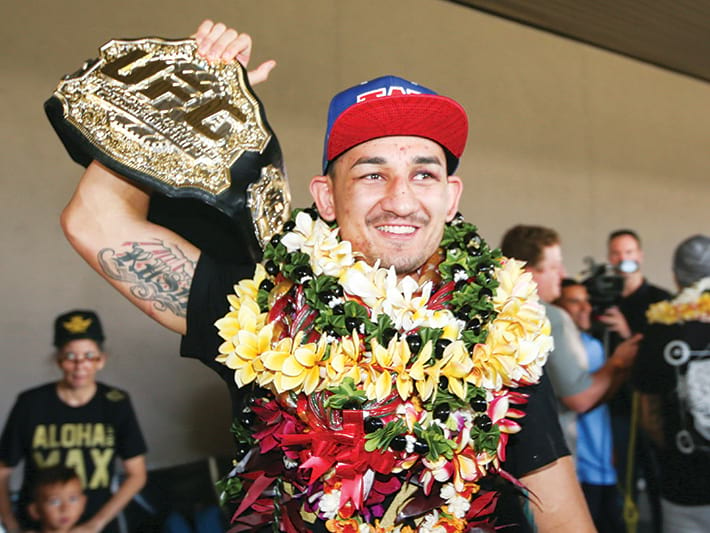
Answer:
[312,136,460,273]
[554,280,626,532]
[58,20,593,532]
[311,83,464,273]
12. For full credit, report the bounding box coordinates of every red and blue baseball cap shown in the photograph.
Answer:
[322,75,468,174]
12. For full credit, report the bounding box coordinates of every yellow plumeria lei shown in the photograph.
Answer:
[647,276,710,325]
[215,209,552,531]
[217,211,550,397]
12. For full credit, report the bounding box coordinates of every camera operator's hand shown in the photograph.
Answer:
[598,306,632,339]
[610,333,642,370]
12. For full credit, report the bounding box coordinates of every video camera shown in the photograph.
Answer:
[581,257,626,316]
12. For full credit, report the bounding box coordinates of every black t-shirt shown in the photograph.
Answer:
[182,253,570,529]
[0,382,147,530]
[596,279,671,349]
[619,280,672,335]
[607,280,671,418]
[180,254,255,416]
[633,321,710,505]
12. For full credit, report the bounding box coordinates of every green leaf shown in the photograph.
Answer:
[366,314,397,346]
[343,300,370,319]
[364,418,407,451]
[325,377,367,409]
[257,289,270,312]
[216,473,244,505]
[470,424,500,455]
[230,419,255,445]
[417,328,441,351]
[282,252,311,280]
[418,423,456,460]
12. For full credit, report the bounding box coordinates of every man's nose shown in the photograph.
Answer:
[380,176,418,215]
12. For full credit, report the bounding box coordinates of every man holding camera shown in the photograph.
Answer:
[603,229,672,533]
[600,230,671,339]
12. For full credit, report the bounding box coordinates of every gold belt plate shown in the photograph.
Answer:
[52,37,272,196]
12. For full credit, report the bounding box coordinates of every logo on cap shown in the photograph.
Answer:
[63,315,93,335]
[356,86,422,103]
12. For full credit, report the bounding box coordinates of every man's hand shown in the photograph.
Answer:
[610,332,642,369]
[598,306,632,339]
[192,19,276,85]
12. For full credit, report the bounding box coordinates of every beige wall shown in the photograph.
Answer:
[2,0,708,469]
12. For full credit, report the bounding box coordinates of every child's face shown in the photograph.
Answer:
[30,479,86,532]
[56,338,105,390]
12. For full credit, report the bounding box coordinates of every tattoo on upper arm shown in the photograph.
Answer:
[98,239,196,318]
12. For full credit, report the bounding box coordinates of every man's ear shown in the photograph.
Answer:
[445,175,464,221]
[309,175,336,221]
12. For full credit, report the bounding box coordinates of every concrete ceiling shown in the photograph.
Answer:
[450,0,710,83]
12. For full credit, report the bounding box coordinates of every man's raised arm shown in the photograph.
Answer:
[62,161,198,334]
[60,20,276,335]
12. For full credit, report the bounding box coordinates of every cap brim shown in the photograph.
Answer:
[326,94,468,172]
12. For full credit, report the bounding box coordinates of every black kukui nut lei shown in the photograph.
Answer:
[265,260,279,276]
[364,417,384,434]
[413,440,430,455]
[434,403,451,422]
[406,334,422,354]
[390,435,407,452]
[476,414,493,432]
[470,397,487,412]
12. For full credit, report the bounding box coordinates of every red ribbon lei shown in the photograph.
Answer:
[279,410,396,510]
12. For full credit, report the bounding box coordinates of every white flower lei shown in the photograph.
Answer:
[215,209,553,532]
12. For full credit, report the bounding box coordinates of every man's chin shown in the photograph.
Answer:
[381,256,427,276]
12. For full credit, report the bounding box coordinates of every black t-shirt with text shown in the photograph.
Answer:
[0,382,146,530]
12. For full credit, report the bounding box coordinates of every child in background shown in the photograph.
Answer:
[0,310,147,533]
[28,465,86,533]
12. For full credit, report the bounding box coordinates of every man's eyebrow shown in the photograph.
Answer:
[350,156,386,168]
[413,155,443,166]
[349,155,444,169]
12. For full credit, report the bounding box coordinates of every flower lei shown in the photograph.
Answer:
[215,209,552,532]
[647,276,710,325]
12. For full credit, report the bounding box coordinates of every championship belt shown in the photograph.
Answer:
[45,37,291,262]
